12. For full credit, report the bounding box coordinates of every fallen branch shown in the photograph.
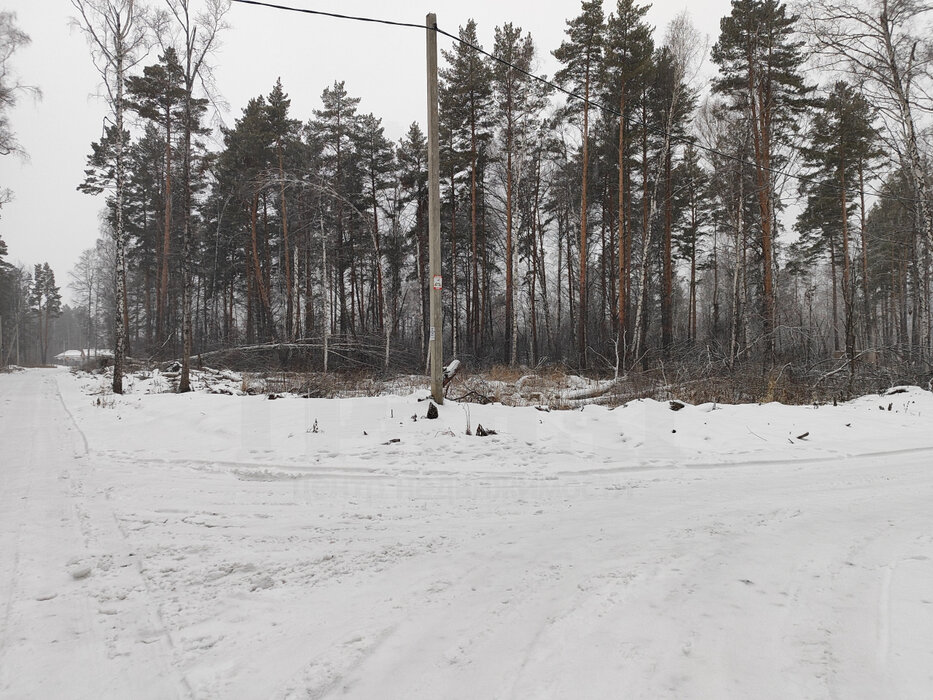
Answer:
[450,389,492,405]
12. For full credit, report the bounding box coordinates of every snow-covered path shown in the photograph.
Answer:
[0,370,186,699]
[1,369,932,698]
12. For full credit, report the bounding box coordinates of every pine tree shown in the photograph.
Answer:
[492,22,543,366]
[78,122,135,359]
[802,0,933,284]
[156,0,228,392]
[441,20,493,355]
[222,96,276,341]
[124,125,167,349]
[604,0,653,356]
[712,0,812,363]
[0,231,10,362]
[310,81,362,335]
[554,0,605,368]
[265,78,301,340]
[126,48,186,348]
[2,264,31,365]
[863,169,917,353]
[354,113,395,346]
[438,75,467,358]
[798,81,879,379]
[31,263,62,364]
[672,142,713,344]
[396,123,429,364]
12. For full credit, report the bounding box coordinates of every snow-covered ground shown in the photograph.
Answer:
[2,367,932,698]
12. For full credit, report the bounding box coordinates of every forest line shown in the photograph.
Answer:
[2,0,932,396]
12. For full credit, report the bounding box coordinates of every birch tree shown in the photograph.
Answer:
[800,0,933,358]
[0,11,40,161]
[801,0,933,250]
[72,0,148,394]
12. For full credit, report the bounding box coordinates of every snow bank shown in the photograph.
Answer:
[62,370,933,479]
[5,368,933,699]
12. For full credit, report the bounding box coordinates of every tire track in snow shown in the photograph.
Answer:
[878,562,893,667]
[54,372,90,457]
[55,369,189,691]
[66,468,196,699]
[2,370,193,698]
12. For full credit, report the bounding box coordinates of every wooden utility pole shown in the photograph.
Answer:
[426,12,443,404]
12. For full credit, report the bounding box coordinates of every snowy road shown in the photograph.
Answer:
[2,369,933,698]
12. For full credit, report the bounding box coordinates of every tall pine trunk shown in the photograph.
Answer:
[840,160,855,388]
[279,146,293,340]
[506,119,516,367]
[158,108,172,349]
[661,141,673,356]
[617,88,628,363]
[577,61,591,368]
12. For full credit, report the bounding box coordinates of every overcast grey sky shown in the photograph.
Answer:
[0,0,731,302]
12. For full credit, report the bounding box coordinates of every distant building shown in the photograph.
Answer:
[53,349,114,366]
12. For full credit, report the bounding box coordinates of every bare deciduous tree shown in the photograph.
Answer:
[71,0,148,394]
[0,11,41,161]
[800,0,933,253]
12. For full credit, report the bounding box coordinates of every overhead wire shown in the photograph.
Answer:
[229,0,425,30]
[231,0,930,211]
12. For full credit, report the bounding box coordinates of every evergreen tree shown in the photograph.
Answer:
[126,48,186,346]
[712,0,812,362]
[309,80,362,335]
[156,0,229,392]
[124,125,167,349]
[802,0,933,279]
[440,20,493,355]
[0,233,8,278]
[492,22,544,366]
[604,0,653,351]
[797,81,879,376]
[265,78,302,339]
[78,122,134,357]
[554,0,605,368]
[354,113,395,341]
[220,96,276,341]
[438,71,468,358]
[2,265,31,365]
[0,231,10,362]
[672,142,713,344]
[396,123,429,364]
[863,169,918,354]
[31,263,62,364]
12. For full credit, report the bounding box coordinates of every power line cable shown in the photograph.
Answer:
[231,0,928,210]
[230,0,424,29]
